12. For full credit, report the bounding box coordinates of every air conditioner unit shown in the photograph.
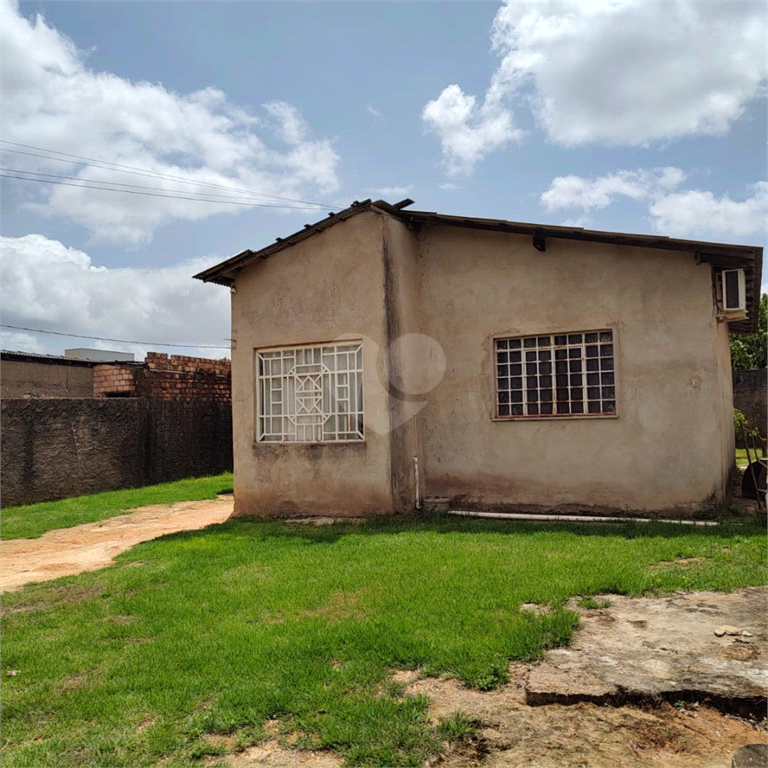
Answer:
[721,269,746,312]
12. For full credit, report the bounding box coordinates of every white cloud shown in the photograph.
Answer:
[422,84,521,175]
[541,167,686,211]
[0,234,230,359]
[375,186,410,199]
[0,0,339,244]
[366,104,383,118]
[424,1,766,169]
[541,169,767,239]
[648,182,768,238]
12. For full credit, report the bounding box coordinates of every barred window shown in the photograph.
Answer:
[257,343,364,442]
[495,330,616,418]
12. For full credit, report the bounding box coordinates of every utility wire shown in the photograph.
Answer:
[0,139,340,210]
[0,167,320,205]
[1,324,231,350]
[0,172,324,208]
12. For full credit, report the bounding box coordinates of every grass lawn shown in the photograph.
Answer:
[1,514,765,767]
[0,474,233,541]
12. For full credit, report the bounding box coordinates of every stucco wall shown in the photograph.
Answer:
[2,359,94,398]
[1,398,232,507]
[230,211,400,517]
[416,226,728,511]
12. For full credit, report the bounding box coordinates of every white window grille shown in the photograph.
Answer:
[495,330,616,418]
[257,342,364,442]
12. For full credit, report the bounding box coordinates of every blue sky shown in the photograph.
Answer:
[1,0,766,359]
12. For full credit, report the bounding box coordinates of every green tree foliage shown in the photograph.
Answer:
[729,293,767,371]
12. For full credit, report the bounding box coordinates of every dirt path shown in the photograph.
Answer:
[0,496,233,592]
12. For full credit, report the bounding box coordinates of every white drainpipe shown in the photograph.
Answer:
[447,510,719,526]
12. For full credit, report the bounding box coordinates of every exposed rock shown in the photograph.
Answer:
[527,588,768,704]
[732,743,768,768]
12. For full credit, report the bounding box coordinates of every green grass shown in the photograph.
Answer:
[0,474,233,540]
[1,515,765,767]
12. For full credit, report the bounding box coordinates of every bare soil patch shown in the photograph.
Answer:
[0,496,233,592]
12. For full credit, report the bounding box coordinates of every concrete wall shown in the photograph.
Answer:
[416,225,729,511]
[230,211,399,517]
[1,398,232,507]
[733,368,767,442]
[2,359,94,398]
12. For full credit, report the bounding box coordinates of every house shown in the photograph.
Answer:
[194,199,762,518]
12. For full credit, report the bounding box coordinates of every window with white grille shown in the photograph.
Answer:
[495,330,616,418]
[257,342,364,442]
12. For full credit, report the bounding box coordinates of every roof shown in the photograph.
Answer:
[194,199,763,334]
[1,350,141,367]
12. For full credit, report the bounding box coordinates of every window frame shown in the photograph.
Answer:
[255,341,365,443]
[492,329,618,421]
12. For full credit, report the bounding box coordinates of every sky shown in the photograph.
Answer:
[1,0,766,360]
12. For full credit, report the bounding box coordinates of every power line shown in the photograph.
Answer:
[1,324,231,350]
[0,172,324,208]
[0,167,319,206]
[0,139,339,211]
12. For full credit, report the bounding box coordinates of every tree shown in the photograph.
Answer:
[730,293,767,371]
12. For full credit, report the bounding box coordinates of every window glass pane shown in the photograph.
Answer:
[528,404,539,415]
[510,351,522,363]
[568,334,582,344]
[499,404,510,416]
[537,336,551,347]
[586,358,599,372]
[524,337,537,348]
[511,404,524,415]
[587,387,600,400]
[585,332,598,343]
[526,390,538,402]
[600,358,614,371]
[511,377,523,389]
[588,401,601,413]
[526,351,537,361]
[538,350,551,362]
[497,339,508,350]
[526,376,538,389]
[540,389,553,402]
[603,400,616,413]
[569,360,582,372]
[509,339,522,349]
[510,363,522,376]
[600,331,613,342]
[510,391,523,403]
[554,335,567,345]
[601,372,615,385]
[572,402,584,414]
[600,344,613,357]
[498,351,509,363]
[586,373,600,386]
[526,363,537,375]
[540,403,553,414]
[539,362,552,374]
[555,349,567,360]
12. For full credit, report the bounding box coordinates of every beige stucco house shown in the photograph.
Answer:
[195,199,762,518]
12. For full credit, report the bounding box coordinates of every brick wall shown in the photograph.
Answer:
[93,364,139,397]
[733,368,767,442]
[93,353,230,402]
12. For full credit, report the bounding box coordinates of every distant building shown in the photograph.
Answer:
[64,348,135,362]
